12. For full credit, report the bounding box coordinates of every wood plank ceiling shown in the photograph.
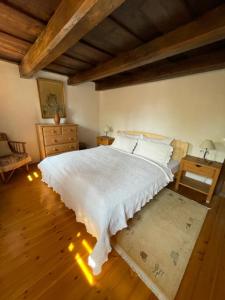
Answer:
[0,0,225,90]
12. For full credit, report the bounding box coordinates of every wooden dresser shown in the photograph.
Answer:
[36,124,79,159]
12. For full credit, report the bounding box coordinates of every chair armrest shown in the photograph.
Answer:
[8,141,26,154]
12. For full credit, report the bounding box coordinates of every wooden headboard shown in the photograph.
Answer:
[118,130,188,161]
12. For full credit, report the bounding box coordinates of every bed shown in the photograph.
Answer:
[38,131,188,274]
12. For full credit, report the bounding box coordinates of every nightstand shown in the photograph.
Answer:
[96,136,114,146]
[175,155,222,204]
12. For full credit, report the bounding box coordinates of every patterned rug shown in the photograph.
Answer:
[113,188,208,300]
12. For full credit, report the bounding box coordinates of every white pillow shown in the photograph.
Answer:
[142,136,174,145]
[134,139,173,166]
[111,135,137,153]
[118,132,142,140]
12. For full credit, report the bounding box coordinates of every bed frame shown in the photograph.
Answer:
[118,130,188,161]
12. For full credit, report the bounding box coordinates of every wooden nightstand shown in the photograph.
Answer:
[96,136,114,146]
[175,155,222,204]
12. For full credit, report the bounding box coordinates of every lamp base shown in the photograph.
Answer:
[202,148,209,160]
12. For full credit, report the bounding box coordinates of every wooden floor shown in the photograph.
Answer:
[0,167,225,300]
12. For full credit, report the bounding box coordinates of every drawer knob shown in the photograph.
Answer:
[195,164,201,167]
[54,139,58,143]
[54,148,58,151]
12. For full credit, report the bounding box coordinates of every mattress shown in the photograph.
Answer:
[168,159,180,174]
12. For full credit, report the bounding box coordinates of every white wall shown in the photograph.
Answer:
[99,70,225,162]
[1,60,225,164]
[0,61,99,162]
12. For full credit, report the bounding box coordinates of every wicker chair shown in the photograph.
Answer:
[0,133,31,183]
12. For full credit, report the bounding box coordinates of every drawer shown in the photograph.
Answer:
[183,161,215,177]
[45,143,77,156]
[44,135,77,146]
[62,126,77,136]
[98,138,109,145]
[43,126,62,136]
[97,137,114,145]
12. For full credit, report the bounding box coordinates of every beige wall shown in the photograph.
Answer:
[99,69,225,162]
[1,60,225,164]
[0,61,99,162]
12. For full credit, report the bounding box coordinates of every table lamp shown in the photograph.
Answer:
[104,125,112,136]
[200,139,215,160]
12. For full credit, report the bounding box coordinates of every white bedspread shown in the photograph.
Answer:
[38,146,173,274]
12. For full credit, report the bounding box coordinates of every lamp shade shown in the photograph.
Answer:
[200,139,215,150]
[104,125,111,133]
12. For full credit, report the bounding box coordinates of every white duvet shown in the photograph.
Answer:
[38,146,173,274]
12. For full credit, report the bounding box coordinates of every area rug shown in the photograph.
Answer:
[113,188,208,300]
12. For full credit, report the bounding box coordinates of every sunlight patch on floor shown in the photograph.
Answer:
[68,242,75,252]
[82,239,92,254]
[27,171,39,182]
[75,253,94,286]
[27,175,33,182]
[33,171,39,178]
[67,233,95,286]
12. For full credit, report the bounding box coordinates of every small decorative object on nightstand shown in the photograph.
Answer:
[104,125,112,136]
[175,155,222,204]
[200,139,215,160]
[96,136,114,146]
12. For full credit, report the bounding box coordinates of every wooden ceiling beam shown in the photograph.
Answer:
[19,0,126,78]
[0,3,43,42]
[82,16,142,55]
[66,41,112,65]
[55,54,92,70]
[0,3,111,67]
[0,31,92,73]
[45,63,77,76]
[68,4,225,85]
[95,49,225,90]
[5,0,61,23]
[0,32,30,62]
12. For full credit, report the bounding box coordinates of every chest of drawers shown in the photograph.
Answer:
[36,124,79,159]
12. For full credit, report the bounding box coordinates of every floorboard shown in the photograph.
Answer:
[0,166,224,300]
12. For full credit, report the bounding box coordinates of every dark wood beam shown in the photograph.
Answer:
[69,4,225,85]
[69,42,115,65]
[0,32,91,74]
[82,16,142,55]
[45,63,77,76]
[66,41,112,65]
[55,55,92,71]
[0,32,30,62]
[0,3,111,67]
[20,0,126,78]
[0,3,43,42]
[95,49,225,90]
[5,0,61,23]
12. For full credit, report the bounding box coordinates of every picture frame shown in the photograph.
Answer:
[37,78,66,118]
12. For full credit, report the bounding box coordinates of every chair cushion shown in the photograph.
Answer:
[0,153,28,167]
[0,141,12,157]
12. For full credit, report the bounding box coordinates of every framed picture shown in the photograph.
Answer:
[37,78,66,118]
